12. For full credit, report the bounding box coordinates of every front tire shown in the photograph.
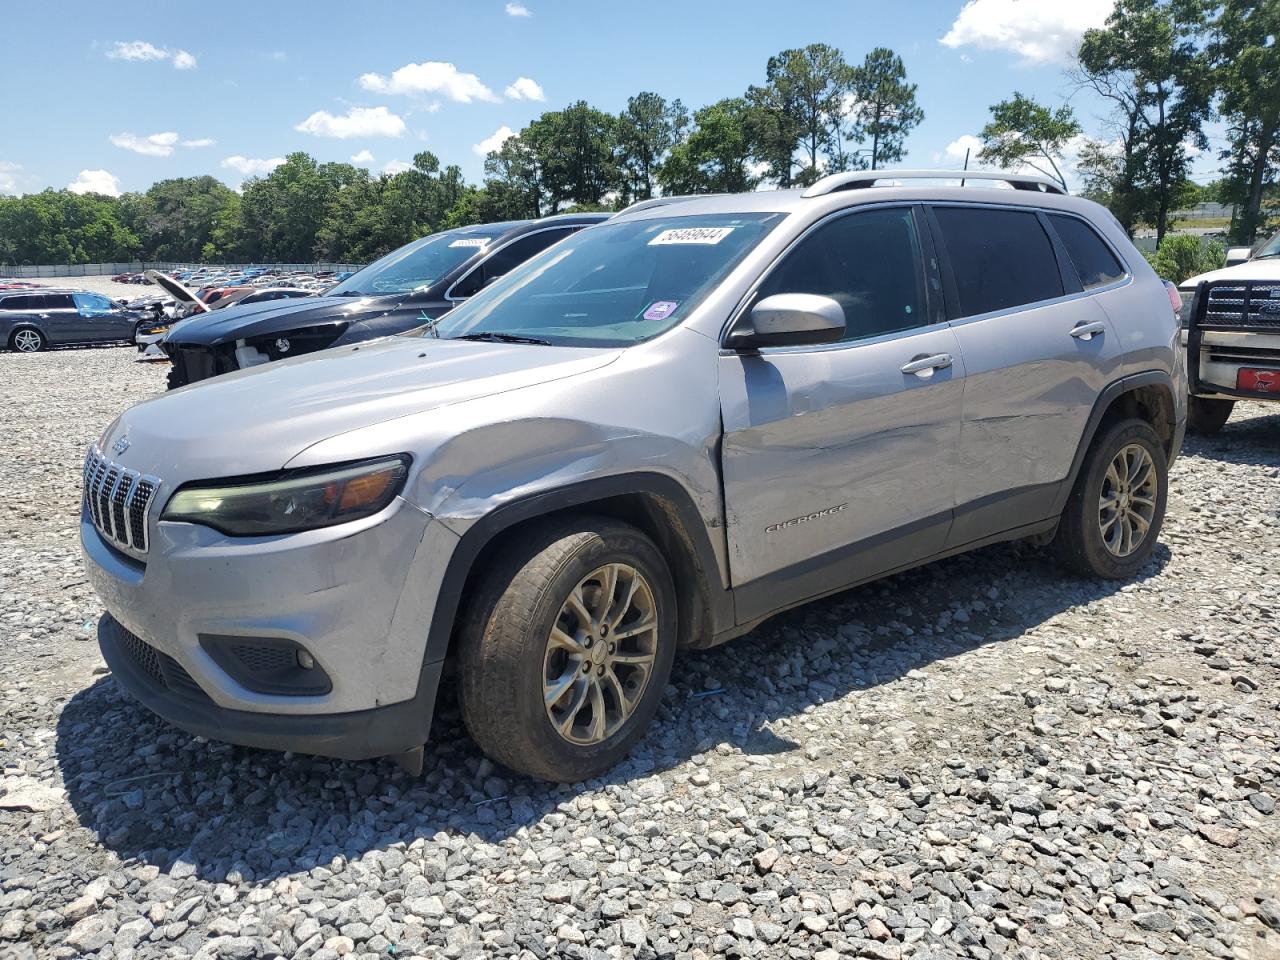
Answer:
[457,517,676,782]
[1186,395,1234,436]
[9,327,45,353]
[1054,418,1168,579]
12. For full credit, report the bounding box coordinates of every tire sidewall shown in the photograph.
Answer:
[1075,420,1168,578]
[505,527,677,780]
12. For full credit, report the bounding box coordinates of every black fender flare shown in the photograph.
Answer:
[1050,369,1181,516]
[413,471,731,696]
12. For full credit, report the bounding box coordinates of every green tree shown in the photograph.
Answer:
[977,93,1081,190]
[659,98,760,194]
[1075,0,1212,243]
[847,47,924,170]
[1144,233,1225,282]
[747,44,852,185]
[1209,0,1280,244]
[134,176,239,261]
[617,92,689,201]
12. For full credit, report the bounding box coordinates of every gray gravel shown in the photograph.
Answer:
[2,346,1279,960]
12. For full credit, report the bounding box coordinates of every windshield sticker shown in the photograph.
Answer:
[449,237,491,248]
[642,300,679,321]
[648,227,735,246]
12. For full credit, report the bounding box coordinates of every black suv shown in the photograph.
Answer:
[162,214,609,388]
[1,289,144,352]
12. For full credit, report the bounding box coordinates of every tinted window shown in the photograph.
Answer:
[933,207,1064,317]
[0,295,33,310]
[452,229,576,299]
[73,293,115,313]
[1048,214,1125,289]
[755,207,928,343]
[40,294,77,310]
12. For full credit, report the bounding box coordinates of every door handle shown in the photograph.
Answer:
[1070,320,1107,340]
[900,353,953,377]
[37,313,49,319]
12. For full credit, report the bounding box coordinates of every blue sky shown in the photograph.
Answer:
[0,0,1226,198]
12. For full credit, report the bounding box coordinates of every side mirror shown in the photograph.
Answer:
[726,293,846,350]
[1226,246,1253,267]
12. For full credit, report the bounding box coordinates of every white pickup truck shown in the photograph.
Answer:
[1179,230,1280,434]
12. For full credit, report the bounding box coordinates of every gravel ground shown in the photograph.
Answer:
[1,347,1278,960]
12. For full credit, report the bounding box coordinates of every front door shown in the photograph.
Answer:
[928,204,1127,546]
[718,205,965,623]
[73,293,134,341]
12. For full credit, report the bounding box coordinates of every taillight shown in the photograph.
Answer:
[1162,279,1182,317]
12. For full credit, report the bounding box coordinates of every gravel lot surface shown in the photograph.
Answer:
[1,347,1278,960]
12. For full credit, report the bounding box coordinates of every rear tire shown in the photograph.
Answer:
[1186,395,1233,436]
[457,516,676,782]
[1053,418,1167,579]
[8,327,45,353]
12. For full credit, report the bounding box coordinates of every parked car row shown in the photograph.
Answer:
[82,170,1193,782]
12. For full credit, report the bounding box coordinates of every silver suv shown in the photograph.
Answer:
[82,170,1186,781]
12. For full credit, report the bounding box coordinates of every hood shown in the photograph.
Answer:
[1179,258,1280,289]
[100,334,620,483]
[144,269,209,312]
[164,294,397,346]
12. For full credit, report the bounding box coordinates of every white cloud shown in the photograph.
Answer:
[109,131,212,156]
[940,0,1113,65]
[473,125,516,156]
[67,169,122,197]
[383,159,414,174]
[106,40,168,62]
[505,2,532,15]
[221,155,286,177]
[295,106,406,139]
[106,40,198,69]
[504,76,545,101]
[358,61,498,103]
[350,149,375,164]
[939,134,985,166]
[0,161,27,195]
[109,131,180,156]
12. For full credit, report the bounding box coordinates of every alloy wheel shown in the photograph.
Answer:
[13,330,41,352]
[1098,443,1158,558]
[542,562,658,745]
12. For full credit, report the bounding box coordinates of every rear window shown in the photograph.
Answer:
[933,206,1064,317]
[1048,214,1126,289]
[0,295,33,310]
[41,294,76,309]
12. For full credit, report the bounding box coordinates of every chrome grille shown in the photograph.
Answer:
[83,446,161,557]
[1202,282,1280,330]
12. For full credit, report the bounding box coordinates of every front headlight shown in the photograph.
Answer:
[162,455,409,536]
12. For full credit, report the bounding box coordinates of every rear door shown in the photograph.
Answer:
[34,293,82,343]
[718,204,965,621]
[929,204,1127,546]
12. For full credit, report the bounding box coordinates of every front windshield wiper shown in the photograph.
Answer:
[454,331,552,346]
[1253,251,1280,260]
[334,290,366,296]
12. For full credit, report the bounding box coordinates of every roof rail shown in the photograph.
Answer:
[801,169,1067,198]
[612,193,725,217]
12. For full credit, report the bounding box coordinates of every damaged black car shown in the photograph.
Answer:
[161,213,608,388]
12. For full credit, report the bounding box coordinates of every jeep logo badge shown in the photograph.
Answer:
[112,435,130,456]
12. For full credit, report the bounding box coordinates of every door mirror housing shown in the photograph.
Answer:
[727,293,846,350]
[1225,246,1253,267]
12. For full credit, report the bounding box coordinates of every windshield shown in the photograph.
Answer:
[1255,231,1280,259]
[428,212,784,347]
[328,229,498,297]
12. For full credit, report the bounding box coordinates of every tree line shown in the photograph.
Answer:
[1,3,1276,268]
